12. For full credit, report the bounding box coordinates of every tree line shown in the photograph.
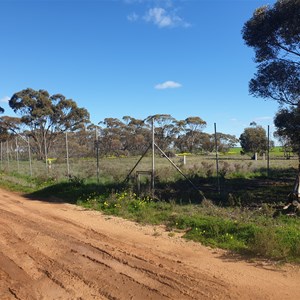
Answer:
[0,0,298,164]
[0,90,239,159]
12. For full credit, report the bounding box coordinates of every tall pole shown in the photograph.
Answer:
[44,131,48,173]
[267,125,270,177]
[0,141,2,170]
[214,123,220,193]
[28,137,32,177]
[152,117,155,195]
[96,127,100,184]
[65,131,70,177]
[6,140,9,170]
[15,137,20,173]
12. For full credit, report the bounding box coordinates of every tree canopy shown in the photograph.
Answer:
[9,88,90,159]
[274,103,300,167]
[242,0,300,106]
[0,116,22,142]
[239,125,268,156]
[1,89,240,159]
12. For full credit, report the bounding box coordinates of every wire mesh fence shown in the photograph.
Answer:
[0,133,298,185]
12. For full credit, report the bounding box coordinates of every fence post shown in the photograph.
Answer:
[267,125,270,177]
[0,142,2,170]
[214,123,220,193]
[28,137,32,177]
[15,137,20,173]
[44,132,48,173]
[66,131,70,177]
[6,140,9,171]
[151,117,155,196]
[95,127,100,184]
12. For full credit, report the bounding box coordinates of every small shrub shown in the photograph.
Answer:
[219,161,231,178]
[259,203,276,217]
[206,169,213,178]
[250,227,284,259]
[227,193,238,207]
[68,175,85,187]
[234,163,243,173]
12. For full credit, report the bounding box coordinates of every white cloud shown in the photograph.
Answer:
[144,8,172,27]
[0,96,9,103]
[127,12,139,22]
[124,0,172,4]
[124,0,144,3]
[254,116,273,122]
[125,0,191,28]
[144,7,190,28]
[155,81,182,90]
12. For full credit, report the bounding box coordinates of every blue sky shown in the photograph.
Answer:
[0,0,279,140]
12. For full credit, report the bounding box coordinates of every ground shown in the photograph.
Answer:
[0,188,299,300]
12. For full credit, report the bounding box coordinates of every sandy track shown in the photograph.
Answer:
[0,188,299,300]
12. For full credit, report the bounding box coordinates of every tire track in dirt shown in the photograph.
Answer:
[0,198,229,299]
[0,189,299,300]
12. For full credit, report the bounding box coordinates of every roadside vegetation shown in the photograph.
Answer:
[0,0,299,265]
[0,150,299,264]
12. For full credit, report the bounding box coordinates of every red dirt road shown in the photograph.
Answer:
[0,188,299,300]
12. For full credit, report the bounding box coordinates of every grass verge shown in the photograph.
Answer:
[76,190,300,263]
[0,171,299,263]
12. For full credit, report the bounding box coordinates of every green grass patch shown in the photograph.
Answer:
[0,160,299,263]
[76,190,300,263]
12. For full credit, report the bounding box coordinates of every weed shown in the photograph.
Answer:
[153,227,161,237]
[68,175,85,187]
[1,154,300,263]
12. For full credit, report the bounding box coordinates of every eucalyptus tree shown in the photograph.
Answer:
[98,118,125,156]
[0,116,22,141]
[9,88,90,160]
[200,133,239,154]
[239,125,268,156]
[242,0,300,106]
[145,114,177,151]
[216,133,239,153]
[174,117,207,153]
[122,116,150,155]
[274,104,300,168]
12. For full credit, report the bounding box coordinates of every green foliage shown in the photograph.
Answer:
[239,125,268,155]
[75,186,300,262]
[243,0,300,164]
[274,106,300,160]
[1,154,300,262]
[8,88,90,160]
[78,190,171,224]
[242,0,300,106]
[168,214,257,250]
[250,225,300,261]
[68,175,85,187]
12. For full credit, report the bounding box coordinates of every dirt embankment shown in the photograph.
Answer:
[0,188,299,300]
